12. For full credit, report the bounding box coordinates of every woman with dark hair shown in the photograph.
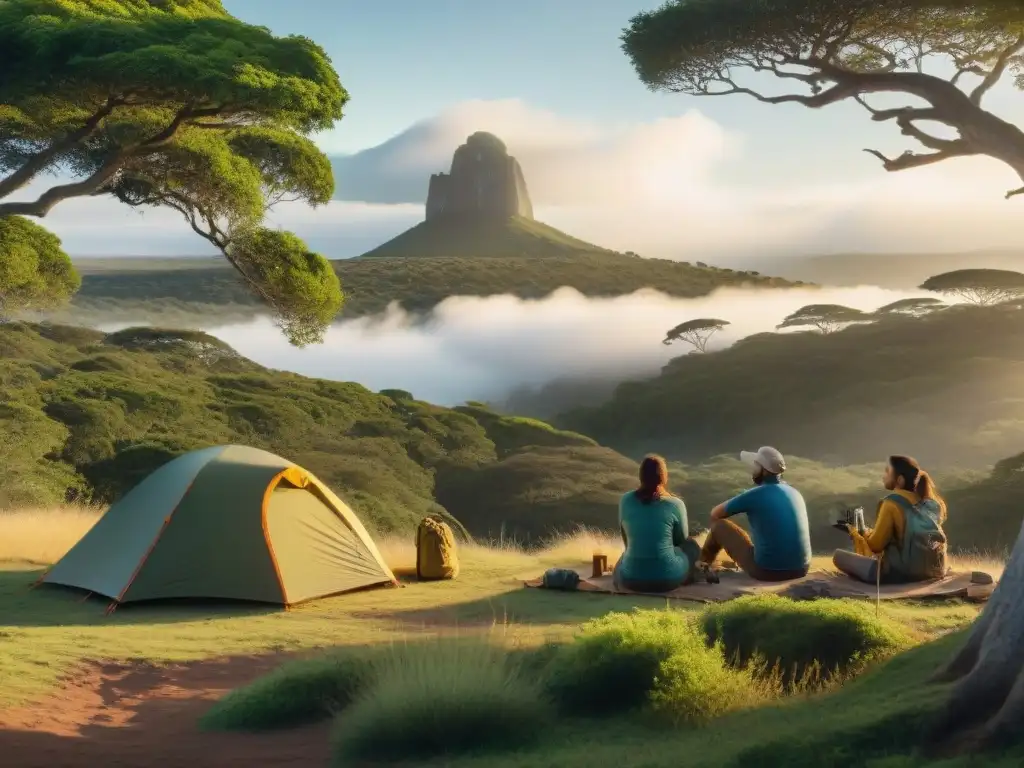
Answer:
[833,454,949,584]
[612,454,700,592]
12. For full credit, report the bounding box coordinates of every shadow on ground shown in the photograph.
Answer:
[349,583,693,629]
[0,568,281,628]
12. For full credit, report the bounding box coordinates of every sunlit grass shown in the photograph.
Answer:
[0,507,1000,711]
[0,506,104,564]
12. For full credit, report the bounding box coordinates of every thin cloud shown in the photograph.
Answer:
[202,285,940,406]
[14,99,1024,259]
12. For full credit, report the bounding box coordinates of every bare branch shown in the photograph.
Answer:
[0,96,124,199]
[0,104,225,217]
[694,76,861,108]
[1006,186,1024,200]
[863,143,976,172]
[970,35,1024,104]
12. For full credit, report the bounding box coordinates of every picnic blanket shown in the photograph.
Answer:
[524,566,996,604]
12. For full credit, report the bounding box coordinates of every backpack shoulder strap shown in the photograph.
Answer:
[884,493,914,510]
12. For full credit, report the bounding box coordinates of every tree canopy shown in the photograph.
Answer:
[662,317,730,352]
[0,216,80,318]
[874,297,947,316]
[0,0,347,344]
[920,268,1024,304]
[777,304,870,334]
[622,1,1024,198]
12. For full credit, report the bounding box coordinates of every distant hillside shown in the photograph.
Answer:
[41,253,799,327]
[749,249,1024,289]
[4,321,1020,548]
[357,214,613,259]
[558,303,1024,469]
[0,322,623,540]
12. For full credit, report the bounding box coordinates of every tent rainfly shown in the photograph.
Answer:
[41,445,397,607]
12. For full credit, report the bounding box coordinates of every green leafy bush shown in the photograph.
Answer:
[201,651,374,731]
[544,608,756,724]
[330,638,549,763]
[701,595,915,686]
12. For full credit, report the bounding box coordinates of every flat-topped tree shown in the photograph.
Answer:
[777,304,871,334]
[920,269,1024,306]
[662,318,730,352]
[622,1,1024,200]
[874,297,947,317]
[0,0,346,345]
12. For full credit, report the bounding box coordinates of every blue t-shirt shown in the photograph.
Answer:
[617,491,690,583]
[723,476,811,571]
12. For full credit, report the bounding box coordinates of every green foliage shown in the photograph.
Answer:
[453,404,596,457]
[621,1,1024,196]
[0,322,656,539]
[946,450,1024,551]
[0,217,79,317]
[874,297,946,317]
[543,609,757,723]
[561,304,1024,470]
[777,304,871,334]
[329,639,550,763]
[920,269,1024,306]
[436,446,637,543]
[39,252,797,328]
[202,649,374,732]
[0,0,346,343]
[227,228,344,346]
[701,595,914,686]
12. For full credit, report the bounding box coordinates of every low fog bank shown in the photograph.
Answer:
[203,284,934,408]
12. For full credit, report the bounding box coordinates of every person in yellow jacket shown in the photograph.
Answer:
[833,455,949,584]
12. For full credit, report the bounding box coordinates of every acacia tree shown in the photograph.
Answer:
[874,296,947,316]
[662,318,730,352]
[0,0,346,345]
[623,4,1024,749]
[777,304,871,334]
[920,269,1024,305]
[623,0,1024,200]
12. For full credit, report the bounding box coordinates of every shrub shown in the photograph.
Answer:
[330,638,549,763]
[543,608,756,724]
[201,651,374,731]
[700,595,915,686]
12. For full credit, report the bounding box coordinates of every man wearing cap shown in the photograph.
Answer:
[699,446,812,581]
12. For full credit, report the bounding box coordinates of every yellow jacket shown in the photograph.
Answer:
[848,489,919,557]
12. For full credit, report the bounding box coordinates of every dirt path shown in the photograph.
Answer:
[0,654,332,767]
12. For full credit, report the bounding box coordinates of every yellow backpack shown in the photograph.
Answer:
[415,516,460,580]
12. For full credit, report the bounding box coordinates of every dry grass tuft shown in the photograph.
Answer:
[0,506,103,564]
[0,508,1008,587]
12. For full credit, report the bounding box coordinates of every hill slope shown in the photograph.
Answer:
[357,215,612,259]
[558,304,1024,469]
[43,253,798,327]
[747,249,1024,289]
[0,322,632,539]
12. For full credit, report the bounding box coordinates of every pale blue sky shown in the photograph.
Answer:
[219,0,903,185]
[36,1,1024,257]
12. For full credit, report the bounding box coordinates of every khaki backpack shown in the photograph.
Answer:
[415,516,460,580]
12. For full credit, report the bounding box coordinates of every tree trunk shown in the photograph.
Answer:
[927,518,1024,753]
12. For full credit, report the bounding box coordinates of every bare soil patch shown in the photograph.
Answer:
[0,653,331,768]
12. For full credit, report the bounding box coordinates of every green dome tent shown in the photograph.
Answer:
[41,445,397,607]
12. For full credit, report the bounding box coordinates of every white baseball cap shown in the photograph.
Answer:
[740,446,786,474]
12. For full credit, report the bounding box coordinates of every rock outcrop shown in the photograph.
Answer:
[425,132,534,221]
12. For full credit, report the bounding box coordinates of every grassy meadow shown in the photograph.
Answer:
[0,506,996,707]
[0,506,1008,767]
